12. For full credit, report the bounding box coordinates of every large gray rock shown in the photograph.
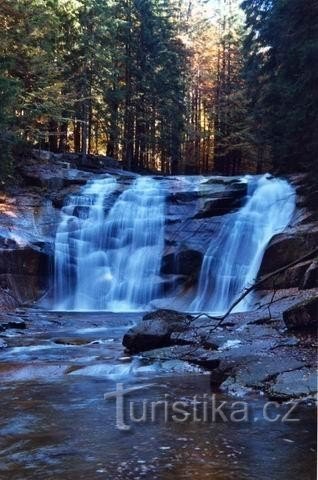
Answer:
[193,182,247,219]
[259,260,312,289]
[123,309,192,353]
[283,296,318,330]
[19,164,94,190]
[258,225,318,277]
[269,369,317,400]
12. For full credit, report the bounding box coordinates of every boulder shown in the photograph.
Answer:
[258,226,318,277]
[193,184,247,219]
[259,260,312,289]
[194,196,241,218]
[123,309,192,353]
[283,296,318,330]
[301,261,318,289]
[269,369,317,400]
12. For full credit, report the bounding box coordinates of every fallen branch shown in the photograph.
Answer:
[191,246,318,331]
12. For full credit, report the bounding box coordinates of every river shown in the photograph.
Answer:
[0,311,315,480]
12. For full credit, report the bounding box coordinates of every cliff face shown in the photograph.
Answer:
[0,191,53,310]
[0,154,317,312]
[0,156,316,401]
[0,152,117,310]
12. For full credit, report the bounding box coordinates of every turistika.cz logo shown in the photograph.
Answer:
[104,383,301,431]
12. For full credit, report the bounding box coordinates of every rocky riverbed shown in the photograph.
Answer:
[0,309,316,480]
[0,152,317,403]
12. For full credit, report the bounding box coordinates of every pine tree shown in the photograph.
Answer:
[242,0,318,174]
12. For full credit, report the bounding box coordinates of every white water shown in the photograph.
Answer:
[53,176,165,311]
[191,175,295,313]
[53,173,295,313]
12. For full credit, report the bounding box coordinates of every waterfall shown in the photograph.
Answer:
[191,175,296,313]
[53,173,295,313]
[53,176,165,311]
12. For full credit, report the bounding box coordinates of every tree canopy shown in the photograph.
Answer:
[0,0,317,178]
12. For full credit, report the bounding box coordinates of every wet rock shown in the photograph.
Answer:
[51,185,81,209]
[123,309,192,353]
[192,182,247,219]
[301,261,318,289]
[0,247,49,276]
[258,225,318,277]
[54,338,91,346]
[0,315,26,331]
[231,357,305,388]
[0,285,18,311]
[161,249,203,279]
[283,297,318,330]
[0,247,50,304]
[259,260,312,289]
[142,309,192,324]
[169,192,200,203]
[142,344,221,370]
[202,177,241,186]
[269,369,317,400]
[218,355,306,396]
[193,194,243,219]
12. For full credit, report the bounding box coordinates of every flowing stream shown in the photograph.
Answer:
[0,311,315,480]
[54,176,165,311]
[53,174,295,313]
[191,175,296,312]
[1,175,314,480]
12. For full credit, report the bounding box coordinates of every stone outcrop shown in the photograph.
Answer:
[161,249,203,281]
[283,296,318,330]
[258,225,318,277]
[0,244,50,306]
[125,290,317,400]
[19,164,95,190]
[193,183,247,219]
[301,261,318,289]
[259,260,314,290]
[123,309,191,353]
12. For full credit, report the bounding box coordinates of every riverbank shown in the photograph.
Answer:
[123,290,317,400]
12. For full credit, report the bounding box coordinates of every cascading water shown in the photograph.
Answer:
[53,176,165,311]
[53,173,295,313]
[191,175,296,313]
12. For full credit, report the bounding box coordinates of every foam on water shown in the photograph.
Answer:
[53,174,295,314]
[53,176,165,311]
[191,175,295,313]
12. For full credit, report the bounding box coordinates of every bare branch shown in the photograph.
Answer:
[191,246,318,331]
